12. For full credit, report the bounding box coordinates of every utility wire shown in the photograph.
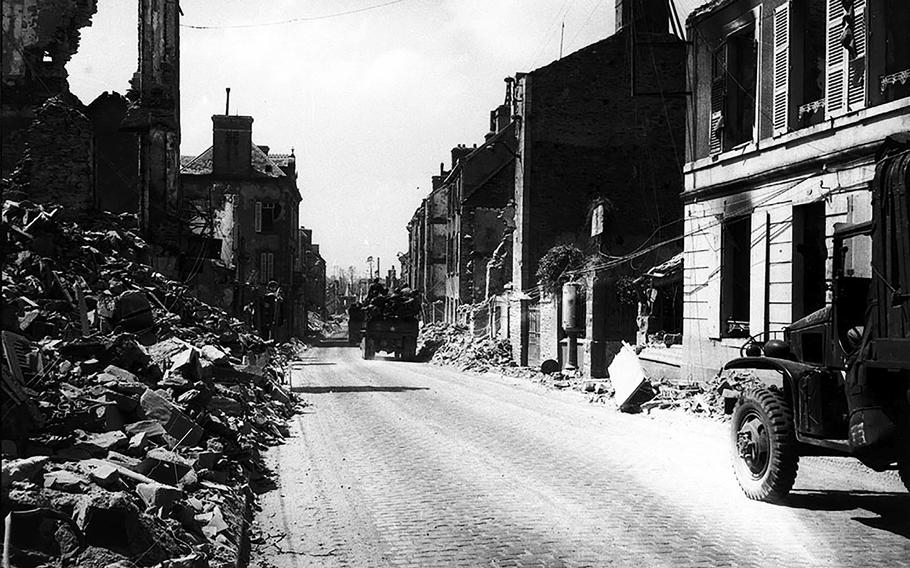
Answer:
[181,0,407,29]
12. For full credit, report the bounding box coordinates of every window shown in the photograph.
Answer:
[792,0,828,129]
[792,203,827,319]
[721,216,752,337]
[709,19,758,153]
[254,201,280,233]
[260,251,274,283]
[880,0,910,102]
[825,0,867,118]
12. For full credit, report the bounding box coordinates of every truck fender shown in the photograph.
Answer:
[722,356,823,411]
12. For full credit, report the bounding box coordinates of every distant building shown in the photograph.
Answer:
[407,163,452,321]
[299,227,327,325]
[444,101,517,324]
[680,0,910,380]
[180,114,302,339]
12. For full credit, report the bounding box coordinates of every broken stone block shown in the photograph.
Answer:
[103,365,138,382]
[201,505,229,539]
[88,462,120,488]
[1,456,50,489]
[76,430,127,455]
[207,396,245,416]
[106,451,142,472]
[138,448,193,484]
[269,383,291,406]
[113,290,154,332]
[171,347,201,374]
[43,469,89,492]
[103,389,139,413]
[198,358,214,379]
[95,403,125,432]
[200,345,228,366]
[194,451,219,470]
[136,481,183,510]
[126,432,151,455]
[124,419,167,439]
[139,389,204,448]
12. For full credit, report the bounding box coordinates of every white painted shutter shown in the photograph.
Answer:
[709,45,727,155]
[825,0,847,118]
[254,201,262,233]
[772,2,791,135]
[259,252,266,282]
[847,0,867,111]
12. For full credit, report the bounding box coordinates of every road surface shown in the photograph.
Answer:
[251,343,909,567]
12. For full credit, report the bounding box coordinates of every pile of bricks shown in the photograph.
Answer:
[418,323,515,373]
[1,198,303,568]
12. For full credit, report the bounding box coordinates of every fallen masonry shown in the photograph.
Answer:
[1,197,306,568]
[418,322,759,420]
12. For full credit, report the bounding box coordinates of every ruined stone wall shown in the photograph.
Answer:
[1,0,98,175]
[86,92,139,213]
[18,95,94,217]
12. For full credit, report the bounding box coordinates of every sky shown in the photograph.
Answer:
[68,0,700,279]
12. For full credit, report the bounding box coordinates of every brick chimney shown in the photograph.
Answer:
[615,0,668,34]
[451,144,473,168]
[212,114,253,177]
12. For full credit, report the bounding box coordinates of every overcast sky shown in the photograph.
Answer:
[69,0,699,279]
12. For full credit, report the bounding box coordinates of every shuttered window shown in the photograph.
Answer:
[825,0,846,118]
[772,2,791,135]
[709,46,727,155]
[254,201,263,233]
[260,252,274,282]
[846,0,866,111]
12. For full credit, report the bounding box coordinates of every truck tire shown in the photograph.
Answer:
[730,387,799,503]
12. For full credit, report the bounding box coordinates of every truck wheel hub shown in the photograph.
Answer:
[736,414,769,476]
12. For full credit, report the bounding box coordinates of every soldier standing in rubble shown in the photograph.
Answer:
[260,280,283,339]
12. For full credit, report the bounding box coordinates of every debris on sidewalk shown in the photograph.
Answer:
[608,342,656,413]
[1,199,307,568]
[417,323,514,372]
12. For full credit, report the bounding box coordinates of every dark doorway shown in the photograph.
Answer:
[721,215,752,337]
[792,202,827,319]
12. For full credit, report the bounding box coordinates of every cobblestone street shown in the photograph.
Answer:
[251,345,909,568]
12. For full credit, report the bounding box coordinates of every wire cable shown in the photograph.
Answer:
[181,0,407,30]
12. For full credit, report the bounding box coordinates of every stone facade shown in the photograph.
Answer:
[508,11,687,369]
[681,0,910,381]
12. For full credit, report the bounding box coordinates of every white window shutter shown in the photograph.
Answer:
[709,45,727,155]
[846,0,867,111]
[267,253,274,281]
[825,0,847,119]
[254,201,262,233]
[260,252,266,282]
[772,2,791,135]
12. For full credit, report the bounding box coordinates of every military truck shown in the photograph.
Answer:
[361,318,419,361]
[724,137,910,502]
[347,281,422,361]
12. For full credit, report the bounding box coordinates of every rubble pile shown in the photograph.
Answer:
[640,369,763,418]
[1,199,304,568]
[418,323,514,373]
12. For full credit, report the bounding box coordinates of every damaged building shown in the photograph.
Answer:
[180,113,303,340]
[681,0,910,381]
[444,95,518,326]
[503,0,687,375]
